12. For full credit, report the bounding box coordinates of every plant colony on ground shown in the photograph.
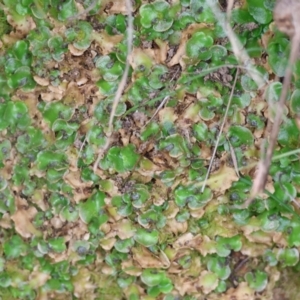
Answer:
[0,0,300,299]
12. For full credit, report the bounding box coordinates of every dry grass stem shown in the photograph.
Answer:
[93,0,133,173]
[192,147,300,191]
[226,137,240,178]
[250,31,300,200]
[207,1,266,88]
[143,96,170,128]
[201,69,239,192]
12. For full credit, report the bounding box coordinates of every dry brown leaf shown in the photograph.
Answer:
[111,219,136,239]
[240,216,262,235]
[173,234,218,257]
[123,284,144,300]
[183,256,202,277]
[106,206,123,221]
[106,0,127,14]
[40,91,64,102]
[101,264,115,275]
[48,250,68,263]
[13,91,39,120]
[70,219,89,240]
[208,164,239,193]
[11,206,41,238]
[7,15,36,37]
[245,230,273,246]
[0,213,12,229]
[261,27,274,49]
[121,259,142,276]
[73,188,92,203]
[128,48,154,76]
[72,267,96,298]
[173,233,194,249]
[138,157,161,178]
[164,201,179,219]
[168,263,182,274]
[222,282,255,300]
[93,31,123,55]
[173,276,198,296]
[68,44,86,56]
[200,144,213,160]
[31,189,49,211]
[34,76,50,86]
[100,222,112,236]
[0,159,13,181]
[199,270,219,294]
[99,237,116,251]
[63,82,85,108]
[150,179,169,206]
[168,23,210,67]
[64,170,94,189]
[197,235,217,256]
[272,232,288,247]
[165,218,188,235]
[50,216,64,229]
[119,128,130,146]
[189,207,205,218]
[153,39,169,63]
[181,102,201,123]
[76,76,88,85]
[132,111,148,127]
[159,107,178,124]
[132,246,168,268]
[29,267,51,289]
[159,250,171,268]
[241,239,268,257]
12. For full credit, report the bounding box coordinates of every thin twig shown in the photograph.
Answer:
[192,147,300,189]
[238,147,300,174]
[226,136,240,178]
[143,66,178,128]
[227,0,234,14]
[124,64,266,117]
[229,256,250,285]
[207,1,266,88]
[93,0,133,174]
[143,66,179,127]
[143,96,169,128]
[140,67,179,128]
[183,64,266,76]
[266,148,300,161]
[201,69,239,192]
[79,136,87,156]
[250,32,300,200]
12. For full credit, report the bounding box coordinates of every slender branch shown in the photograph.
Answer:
[193,147,300,188]
[125,64,265,117]
[250,32,300,200]
[226,136,240,178]
[207,1,266,88]
[143,96,170,128]
[201,69,239,192]
[93,0,133,173]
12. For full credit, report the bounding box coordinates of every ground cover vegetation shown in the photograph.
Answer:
[0,0,300,299]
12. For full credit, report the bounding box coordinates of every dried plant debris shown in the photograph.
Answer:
[251,0,300,199]
[0,0,300,299]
